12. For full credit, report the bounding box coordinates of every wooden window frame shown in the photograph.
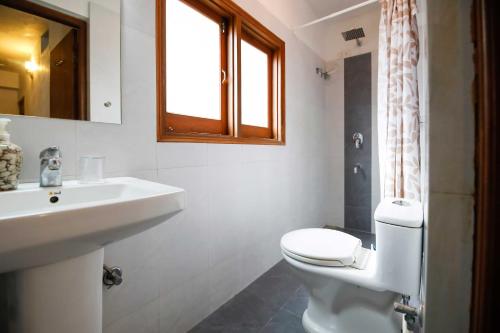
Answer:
[156,0,285,145]
[161,0,228,135]
[0,0,88,120]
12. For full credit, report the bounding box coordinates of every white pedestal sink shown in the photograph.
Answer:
[0,177,185,333]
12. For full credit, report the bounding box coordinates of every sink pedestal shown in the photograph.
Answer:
[14,249,104,333]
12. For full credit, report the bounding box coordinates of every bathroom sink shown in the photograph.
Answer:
[0,177,186,274]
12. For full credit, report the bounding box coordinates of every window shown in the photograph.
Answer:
[164,0,227,134]
[156,0,285,144]
[240,32,272,138]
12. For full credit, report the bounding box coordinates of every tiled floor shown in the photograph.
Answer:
[190,227,375,333]
[189,260,307,333]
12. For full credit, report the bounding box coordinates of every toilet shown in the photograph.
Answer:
[281,198,423,333]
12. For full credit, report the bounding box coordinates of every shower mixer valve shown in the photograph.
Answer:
[353,132,363,149]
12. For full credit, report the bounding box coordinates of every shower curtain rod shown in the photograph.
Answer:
[293,0,379,30]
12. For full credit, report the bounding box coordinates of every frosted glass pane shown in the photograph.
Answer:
[166,0,221,120]
[241,40,269,127]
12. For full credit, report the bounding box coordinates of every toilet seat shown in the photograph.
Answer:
[280,228,369,269]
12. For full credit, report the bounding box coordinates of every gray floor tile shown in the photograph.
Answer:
[189,290,275,332]
[259,309,305,333]
[282,287,308,318]
[189,259,306,333]
[244,275,301,312]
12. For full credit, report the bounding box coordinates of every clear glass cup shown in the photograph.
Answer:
[79,156,105,183]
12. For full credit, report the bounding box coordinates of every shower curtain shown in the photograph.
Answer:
[377,0,421,200]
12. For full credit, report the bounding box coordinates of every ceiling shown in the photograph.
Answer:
[255,0,379,62]
[304,0,370,17]
[0,5,49,63]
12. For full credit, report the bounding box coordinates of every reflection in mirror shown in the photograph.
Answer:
[0,0,121,124]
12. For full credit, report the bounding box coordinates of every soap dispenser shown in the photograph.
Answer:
[0,118,23,191]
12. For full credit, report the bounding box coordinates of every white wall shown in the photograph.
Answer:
[0,70,20,115]
[0,89,18,115]
[322,9,380,63]
[256,0,325,60]
[423,0,475,331]
[2,0,330,332]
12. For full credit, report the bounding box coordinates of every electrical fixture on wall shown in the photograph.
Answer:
[316,67,330,80]
[315,63,339,80]
[24,60,39,78]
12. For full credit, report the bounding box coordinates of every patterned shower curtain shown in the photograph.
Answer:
[377,0,421,200]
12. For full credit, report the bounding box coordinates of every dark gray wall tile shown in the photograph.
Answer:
[344,53,372,232]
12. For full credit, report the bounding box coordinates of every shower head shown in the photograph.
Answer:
[341,27,365,46]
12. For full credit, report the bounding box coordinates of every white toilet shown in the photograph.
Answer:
[281,198,423,333]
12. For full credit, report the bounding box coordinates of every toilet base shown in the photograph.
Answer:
[284,255,401,333]
[303,309,332,333]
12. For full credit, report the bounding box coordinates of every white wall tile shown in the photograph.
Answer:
[422,0,475,330]
[4,116,77,182]
[105,169,158,182]
[76,120,156,174]
[156,143,207,169]
[103,228,163,326]
[121,0,156,37]
[207,255,244,312]
[207,143,242,165]
[207,163,246,266]
[156,167,211,295]
[428,90,475,195]
[75,25,157,173]
[104,298,160,333]
[120,29,156,99]
[159,274,211,333]
[424,192,473,333]
[426,0,475,196]
[241,145,284,163]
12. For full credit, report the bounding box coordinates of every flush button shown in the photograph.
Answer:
[392,200,410,206]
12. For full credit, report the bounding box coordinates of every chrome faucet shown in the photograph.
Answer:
[40,147,62,187]
[353,132,363,149]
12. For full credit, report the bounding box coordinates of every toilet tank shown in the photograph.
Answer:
[374,198,423,298]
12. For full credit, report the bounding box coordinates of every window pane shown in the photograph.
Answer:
[166,0,221,120]
[241,40,269,127]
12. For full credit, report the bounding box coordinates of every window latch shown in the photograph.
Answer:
[221,20,226,34]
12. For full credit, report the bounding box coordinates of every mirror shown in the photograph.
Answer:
[0,0,121,124]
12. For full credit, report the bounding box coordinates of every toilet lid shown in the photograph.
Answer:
[280,228,362,266]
